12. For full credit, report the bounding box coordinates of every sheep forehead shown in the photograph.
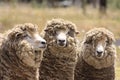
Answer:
[45,25,69,34]
[54,26,68,32]
[24,24,37,32]
[87,28,114,39]
[90,34,107,45]
[94,32,106,39]
[93,37,107,46]
[9,24,38,39]
[7,28,23,38]
[54,23,76,31]
[47,18,76,31]
[47,20,64,28]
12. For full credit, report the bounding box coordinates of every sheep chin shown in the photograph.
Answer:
[57,43,67,47]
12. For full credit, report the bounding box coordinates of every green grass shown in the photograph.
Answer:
[0,4,120,79]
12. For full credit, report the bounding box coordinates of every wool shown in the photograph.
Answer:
[0,23,45,80]
[39,18,79,80]
[75,28,116,80]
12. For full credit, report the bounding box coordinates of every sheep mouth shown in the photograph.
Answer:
[58,43,66,47]
[97,55,102,58]
[95,54,104,59]
[34,45,46,50]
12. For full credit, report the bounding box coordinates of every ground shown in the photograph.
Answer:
[0,3,120,80]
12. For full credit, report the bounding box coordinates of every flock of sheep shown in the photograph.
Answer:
[0,18,116,80]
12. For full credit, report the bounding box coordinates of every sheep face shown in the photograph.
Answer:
[55,28,68,47]
[44,19,79,49]
[84,28,115,59]
[25,30,46,50]
[81,28,116,69]
[45,26,78,48]
[5,23,46,67]
[92,34,108,59]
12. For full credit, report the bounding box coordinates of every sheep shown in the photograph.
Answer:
[39,19,79,80]
[74,28,116,80]
[0,23,47,80]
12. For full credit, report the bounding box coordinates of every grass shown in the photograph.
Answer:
[0,3,120,79]
[0,4,120,37]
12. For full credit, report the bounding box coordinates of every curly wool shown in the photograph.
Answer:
[42,18,78,43]
[75,28,116,80]
[39,19,79,80]
[0,23,42,80]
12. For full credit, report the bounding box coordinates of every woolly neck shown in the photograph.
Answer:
[46,40,77,59]
[40,39,78,80]
[0,40,39,80]
[75,58,115,80]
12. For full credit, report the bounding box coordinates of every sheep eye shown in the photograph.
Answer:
[106,40,109,45]
[16,33,22,38]
[52,30,57,36]
[68,31,74,37]
[85,39,92,44]
[48,30,54,36]
[67,32,70,35]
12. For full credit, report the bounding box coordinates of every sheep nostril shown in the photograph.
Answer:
[97,51,103,54]
[41,41,46,45]
[59,40,65,43]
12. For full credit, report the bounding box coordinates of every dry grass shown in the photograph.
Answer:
[0,4,120,80]
[0,4,120,38]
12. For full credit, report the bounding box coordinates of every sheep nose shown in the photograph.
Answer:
[58,39,65,43]
[35,40,46,44]
[97,51,103,54]
[41,41,46,45]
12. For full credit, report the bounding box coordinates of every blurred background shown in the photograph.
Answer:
[0,0,120,79]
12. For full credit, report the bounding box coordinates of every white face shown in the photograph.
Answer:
[56,30,68,47]
[19,31,46,68]
[25,32,46,50]
[93,37,108,59]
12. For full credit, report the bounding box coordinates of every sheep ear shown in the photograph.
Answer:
[84,36,92,44]
[107,36,115,44]
[15,33,22,38]
[110,36,115,42]
[8,32,19,40]
[8,32,14,39]
[44,29,48,32]
[44,27,53,32]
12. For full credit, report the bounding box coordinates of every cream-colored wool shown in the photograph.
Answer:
[39,19,79,80]
[75,28,116,80]
[0,23,46,80]
[82,28,116,69]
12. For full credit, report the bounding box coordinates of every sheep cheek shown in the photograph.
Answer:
[22,52,35,67]
[19,41,36,67]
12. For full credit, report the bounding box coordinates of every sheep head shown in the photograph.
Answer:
[83,28,115,59]
[2,23,46,68]
[44,19,79,48]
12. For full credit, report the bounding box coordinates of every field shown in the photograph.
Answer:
[0,3,120,80]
